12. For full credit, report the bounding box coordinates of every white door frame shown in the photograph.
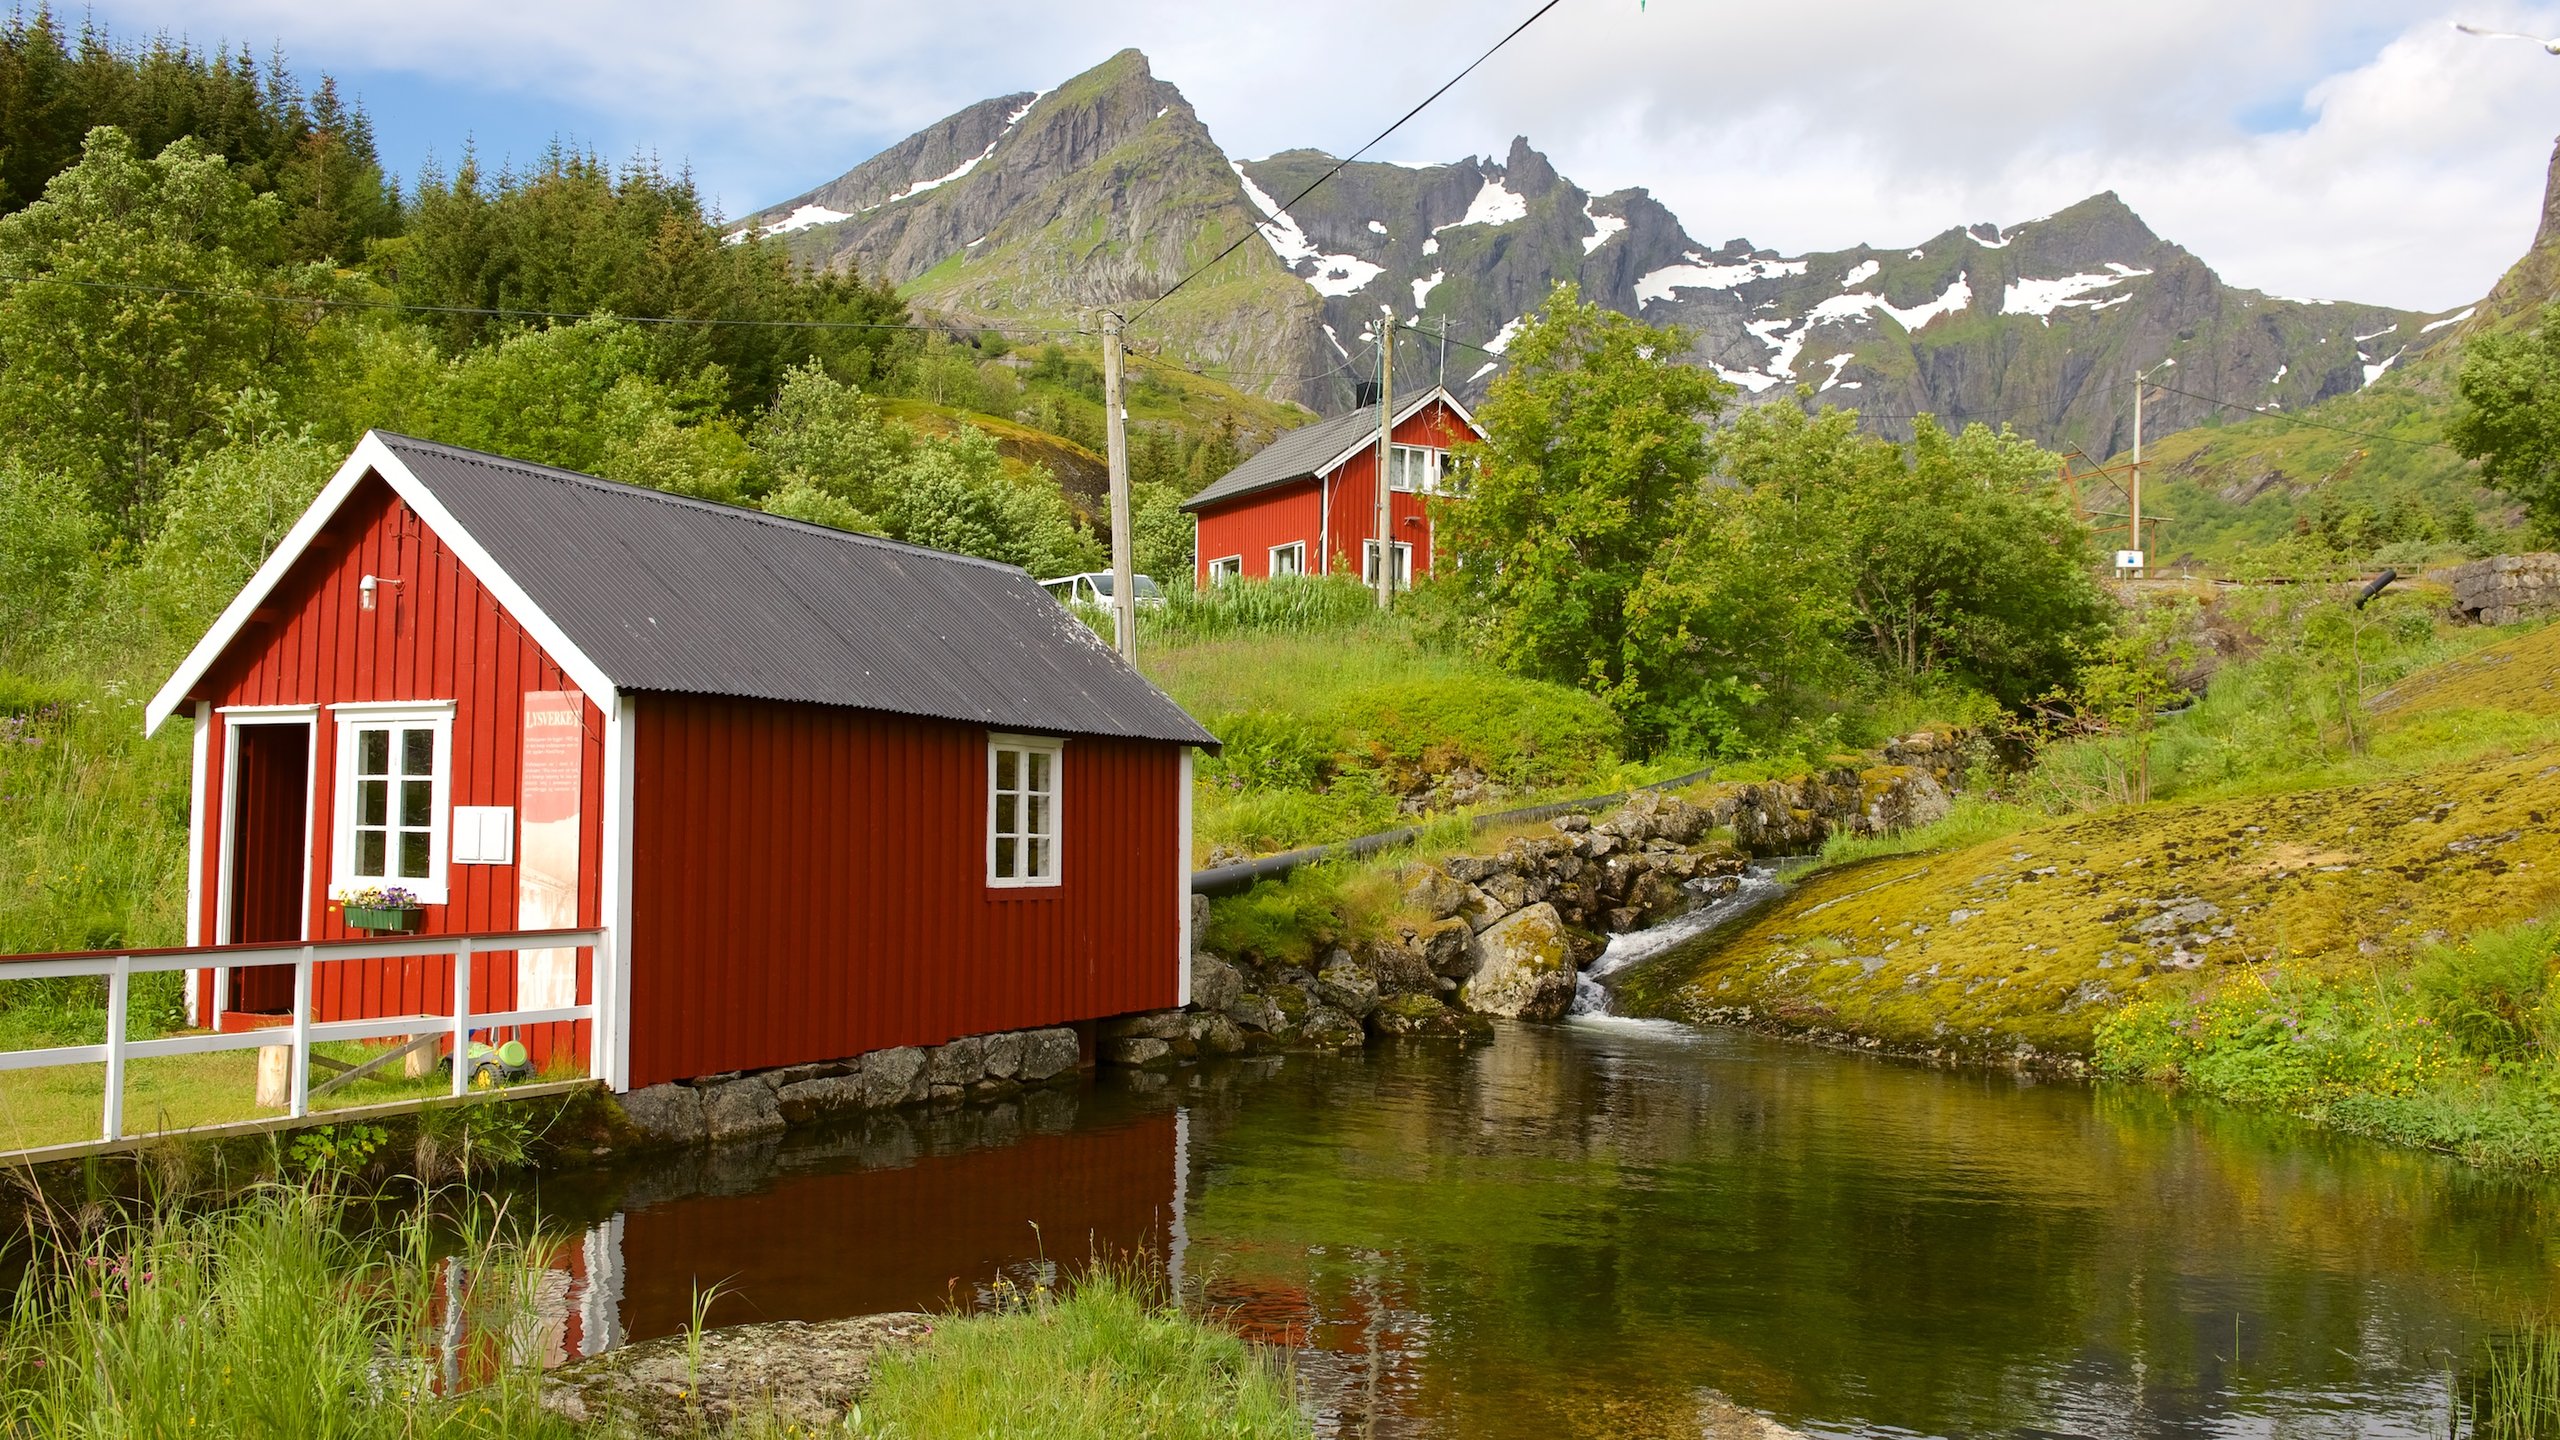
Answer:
[212,705,319,1022]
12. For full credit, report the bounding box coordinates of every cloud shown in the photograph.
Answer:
[77,0,2560,309]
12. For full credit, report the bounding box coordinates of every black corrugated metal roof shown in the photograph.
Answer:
[1180,408,1382,512]
[379,434,1217,749]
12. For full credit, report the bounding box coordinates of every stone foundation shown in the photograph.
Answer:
[614,1025,1083,1150]
[2446,553,2560,625]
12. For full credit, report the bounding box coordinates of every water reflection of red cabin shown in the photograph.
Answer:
[531,1109,1183,1352]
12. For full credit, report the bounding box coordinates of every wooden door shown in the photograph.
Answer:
[225,723,310,1013]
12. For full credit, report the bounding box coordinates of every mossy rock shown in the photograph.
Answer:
[1620,747,2560,1058]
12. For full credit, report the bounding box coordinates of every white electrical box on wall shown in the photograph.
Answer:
[452,806,515,864]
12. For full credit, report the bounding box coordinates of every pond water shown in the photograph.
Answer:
[525,1019,2560,1438]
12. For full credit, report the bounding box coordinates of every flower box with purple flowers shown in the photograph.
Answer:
[335,886,423,934]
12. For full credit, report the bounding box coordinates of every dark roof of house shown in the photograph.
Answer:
[377,434,1217,749]
[1181,386,1482,513]
[1180,408,1383,512]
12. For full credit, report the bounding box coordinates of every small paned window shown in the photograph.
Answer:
[988,736,1063,887]
[331,704,453,903]
[1362,539,1414,590]
[1207,555,1243,586]
[1387,445,1441,493]
[1269,542,1307,577]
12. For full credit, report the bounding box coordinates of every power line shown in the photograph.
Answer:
[0,270,1094,339]
[2147,381,2463,453]
[1127,0,1568,328]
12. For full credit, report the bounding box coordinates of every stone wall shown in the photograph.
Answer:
[614,1025,1083,1150]
[2446,553,2560,625]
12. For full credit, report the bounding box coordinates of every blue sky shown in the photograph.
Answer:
[72,0,2560,311]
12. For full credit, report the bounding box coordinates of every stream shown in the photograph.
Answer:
[517,899,2560,1438]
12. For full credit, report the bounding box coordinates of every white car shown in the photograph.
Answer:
[1039,572,1165,607]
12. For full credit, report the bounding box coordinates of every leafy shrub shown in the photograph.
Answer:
[2095,969,2454,1105]
[2415,921,2559,1062]
[1202,860,1413,968]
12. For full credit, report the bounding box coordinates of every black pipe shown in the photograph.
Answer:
[1188,766,1720,896]
[2355,568,2398,609]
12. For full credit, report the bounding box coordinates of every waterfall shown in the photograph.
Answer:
[1568,862,1786,1017]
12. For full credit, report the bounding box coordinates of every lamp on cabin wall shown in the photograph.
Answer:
[359,574,405,612]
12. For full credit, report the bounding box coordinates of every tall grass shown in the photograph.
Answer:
[1141,575,1387,645]
[845,1265,1308,1440]
[1813,795,2044,869]
[0,1183,575,1438]
[2456,1321,2560,1439]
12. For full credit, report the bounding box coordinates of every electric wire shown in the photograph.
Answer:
[0,269,1095,339]
[2146,380,2461,453]
[1125,0,1568,328]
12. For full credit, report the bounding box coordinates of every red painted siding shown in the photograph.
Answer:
[186,475,604,1066]
[1191,399,1477,585]
[1193,477,1322,584]
[626,695,1184,1088]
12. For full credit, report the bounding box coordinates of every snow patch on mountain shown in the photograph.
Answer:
[1582,199,1626,255]
[1412,270,1445,309]
[765,203,851,235]
[2354,323,2400,343]
[2004,269,2150,321]
[1715,365,1783,393]
[1487,316,1525,355]
[2422,306,2476,334]
[1819,353,1854,391]
[1968,224,2011,250]
[1469,361,1499,383]
[1439,176,1527,233]
[1233,161,1385,298]
[1842,260,1880,287]
[888,140,999,205]
[2363,349,2403,387]
[1367,220,1388,235]
[1634,254,1809,306]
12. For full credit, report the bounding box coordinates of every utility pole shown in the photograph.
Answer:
[1102,311,1137,659]
[2130,368,2145,573]
[1373,315,1396,609]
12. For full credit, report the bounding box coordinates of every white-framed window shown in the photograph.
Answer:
[988,734,1064,888]
[1207,554,1243,586]
[1269,541,1307,577]
[1387,444,1442,494]
[1362,540,1414,590]
[330,702,454,904]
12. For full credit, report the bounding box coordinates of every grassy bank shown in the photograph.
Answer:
[0,1182,1305,1440]
[1620,600,2560,1169]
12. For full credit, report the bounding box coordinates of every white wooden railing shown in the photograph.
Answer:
[0,928,605,1144]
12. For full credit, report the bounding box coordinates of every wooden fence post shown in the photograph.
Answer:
[289,946,314,1120]
[450,940,474,1100]
[102,955,130,1142]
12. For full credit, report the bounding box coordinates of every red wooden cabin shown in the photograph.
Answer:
[145,433,1217,1091]
[1182,388,1483,588]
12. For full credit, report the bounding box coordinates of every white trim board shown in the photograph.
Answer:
[1310,386,1487,483]
[145,431,618,735]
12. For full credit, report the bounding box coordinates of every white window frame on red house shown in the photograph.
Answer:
[1386,444,1443,494]
[1269,541,1307,577]
[328,700,456,905]
[1207,554,1243,585]
[1362,539,1414,590]
[987,733,1064,888]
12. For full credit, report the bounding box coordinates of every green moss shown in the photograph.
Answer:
[1624,748,2560,1057]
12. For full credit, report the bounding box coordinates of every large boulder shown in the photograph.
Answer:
[980,1030,1027,1081]
[1400,865,1473,920]
[926,1035,987,1087]
[1102,1035,1174,1068]
[1421,918,1479,978]
[701,1077,786,1141]
[615,1082,706,1147]
[852,1046,928,1108]
[775,1073,864,1125]
[1314,961,1381,1019]
[1366,994,1495,1042]
[1224,991,1285,1033]
[1018,1027,1082,1082]
[1191,954,1245,1013]
[1459,902,1577,1020]
[1367,937,1437,995]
